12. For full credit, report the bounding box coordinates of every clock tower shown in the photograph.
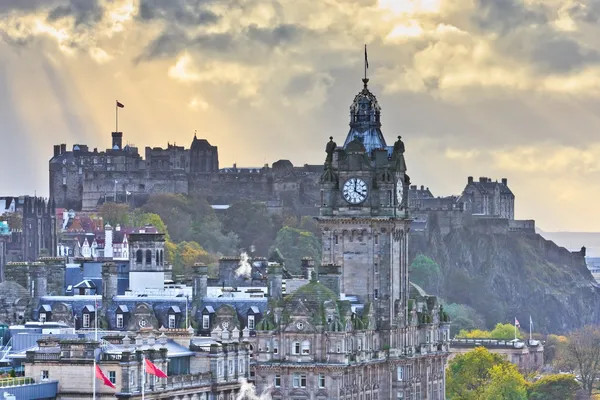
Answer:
[318,77,410,332]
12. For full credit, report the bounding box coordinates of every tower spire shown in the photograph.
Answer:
[364,44,369,88]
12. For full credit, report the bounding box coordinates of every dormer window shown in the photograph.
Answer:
[248,315,255,330]
[203,315,210,329]
[168,314,176,329]
[39,313,46,323]
[167,306,181,329]
[117,314,124,328]
[82,313,90,328]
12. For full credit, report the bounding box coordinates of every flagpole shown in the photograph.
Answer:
[514,318,517,340]
[364,44,367,80]
[529,316,532,342]
[93,357,96,400]
[115,102,118,133]
[142,353,145,400]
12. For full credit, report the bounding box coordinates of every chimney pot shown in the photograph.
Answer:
[468,176,473,184]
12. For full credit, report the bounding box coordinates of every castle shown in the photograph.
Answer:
[49,133,323,214]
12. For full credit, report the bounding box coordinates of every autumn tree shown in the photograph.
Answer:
[0,212,22,230]
[171,241,216,279]
[446,347,512,399]
[562,325,600,396]
[456,323,522,340]
[481,363,527,400]
[528,374,581,400]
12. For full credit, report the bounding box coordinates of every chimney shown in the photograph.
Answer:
[53,145,61,157]
[267,263,283,300]
[410,185,416,190]
[192,263,208,307]
[102,263,118,309]
[468,176,473,184]
[60,144,66,154]
[420,185,424,191]
[112,132,123,150]
[479,177,486,183]
[301,257,315,280]
[104,224,113,259]
[501,178,508,185]
[318,264,342,295]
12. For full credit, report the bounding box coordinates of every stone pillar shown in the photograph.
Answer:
[192,263,208,307]
[30,263,48,312]
[104,224,113,259]
[301,257,315,280]
[102,263,118,311]
[267,263,282,300]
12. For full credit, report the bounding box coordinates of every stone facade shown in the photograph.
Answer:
[49,135,322,213]
[460,176,515,219]
[251,78,450,400]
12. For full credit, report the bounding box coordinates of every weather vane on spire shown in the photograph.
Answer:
[364,44,369,88]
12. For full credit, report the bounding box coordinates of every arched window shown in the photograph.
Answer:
[273,339,279,354]
[301,340,310,355]
[145,249,152,264]
[136,249,142,263]
[160,250,164,264]
[156,250,159,263]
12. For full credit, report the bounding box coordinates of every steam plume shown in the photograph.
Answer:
[235,379,272,400]
[235,252,252,278]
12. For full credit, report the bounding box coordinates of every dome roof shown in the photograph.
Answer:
[285,281,338,311]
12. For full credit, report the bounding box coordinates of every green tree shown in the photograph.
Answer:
[444,303,485,337]
[481,363,527,400]
[99,203,130,227]
[192,216,239,255]
[272,226,320,273]
[220,200,274,255]
[490,323,522,340]
[130,210,170,241]
[528,374,581,400]
[446,347,510,399]
[410,254,441,294]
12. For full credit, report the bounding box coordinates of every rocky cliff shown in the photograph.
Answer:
[409,214,600,334]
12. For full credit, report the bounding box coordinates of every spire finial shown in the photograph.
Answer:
[194,129,197,139]
[364,44,369,81]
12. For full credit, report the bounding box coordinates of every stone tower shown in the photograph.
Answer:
[22,196,57,262]
[128,232,166,293]
[318,77,410,333]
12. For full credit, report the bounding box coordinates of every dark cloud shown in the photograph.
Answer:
[473,0,546,34]
[530,37,600,74]
[567,1,600,24]
[138,0,220,26]
[246,24,304,47]
[0,0,103,26]
[135,29,191,62]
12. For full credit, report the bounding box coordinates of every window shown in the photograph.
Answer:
[145,249,152,264]
[39,313,46,323]
[41,370,49,381]
[203,315,210,329]
[248,315,255,330]
[334,235,338,245]
[397,392,404,399]
[293,374,307,388]
[426,332,430,343]
[275,375,281,388]
[130,373,135,388]
[109,371,116,384]
[302,340,310,354]
[228,360,233,375]
[273,340,279,354]
[238,359,244,374]
[319,374,325,388]
[136,250,142,263]
[82,313,90,328]
[397,366,403,381]
[217,361,223,377]
[117,314,124,328]
[293,342,300,355]
[168,314,176,329]
[374,289,378,299]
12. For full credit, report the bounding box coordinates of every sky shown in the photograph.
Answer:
[1,0,600,231]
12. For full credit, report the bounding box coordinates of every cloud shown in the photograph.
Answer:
[3,0,600,230]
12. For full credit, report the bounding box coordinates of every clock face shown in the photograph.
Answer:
[396,179,404,206]
[343,178,368,204]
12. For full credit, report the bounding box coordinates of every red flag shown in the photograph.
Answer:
[116,101,124,108]
[95,365,116,389]
[145,358,167,378]
[515,318,520,328]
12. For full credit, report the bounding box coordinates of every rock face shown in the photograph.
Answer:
[409,214,600,334]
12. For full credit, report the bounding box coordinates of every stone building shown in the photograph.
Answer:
[49,134,322,213]
[23,329,250,399]
[250,77,450,399]
[449,338,544,373]
[459,176,515,219]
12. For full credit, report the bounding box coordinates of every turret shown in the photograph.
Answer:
[112,132,123,150]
